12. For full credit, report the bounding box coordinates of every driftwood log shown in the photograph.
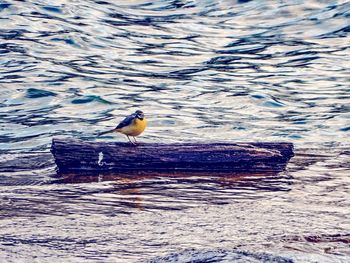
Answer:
[51,138,294,174]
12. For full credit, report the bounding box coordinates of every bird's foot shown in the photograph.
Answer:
[127,136,137,146]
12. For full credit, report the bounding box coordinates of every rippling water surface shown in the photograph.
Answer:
[0,0,350,262]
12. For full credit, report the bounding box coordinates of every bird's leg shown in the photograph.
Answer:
[133,137,137,144]
[127,135,135,145]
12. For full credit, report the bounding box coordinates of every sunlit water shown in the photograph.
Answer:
[0,0,350,262]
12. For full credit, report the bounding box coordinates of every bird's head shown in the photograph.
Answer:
[135,110,144,120]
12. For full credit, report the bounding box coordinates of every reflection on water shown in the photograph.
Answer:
[54,172,292,209]
[0,149,349,262]
[0,0,350,261]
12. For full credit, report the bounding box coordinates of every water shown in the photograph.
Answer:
[0,0,350,262]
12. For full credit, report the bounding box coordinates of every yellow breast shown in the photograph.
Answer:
[117,117,147,136]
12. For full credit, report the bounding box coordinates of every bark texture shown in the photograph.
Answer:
[51,138,294,173]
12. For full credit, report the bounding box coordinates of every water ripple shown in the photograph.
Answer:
[1,0,350,261]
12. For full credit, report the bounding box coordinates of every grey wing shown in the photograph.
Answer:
[115,114,135,129]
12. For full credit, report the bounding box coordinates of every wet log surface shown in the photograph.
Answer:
[51,138,294,174]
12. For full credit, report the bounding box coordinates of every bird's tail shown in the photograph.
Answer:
[97,129,117,136]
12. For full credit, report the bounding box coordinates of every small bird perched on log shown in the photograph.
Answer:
[98,110,147,145]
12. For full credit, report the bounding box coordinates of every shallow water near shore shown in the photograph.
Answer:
[0,0,350,262]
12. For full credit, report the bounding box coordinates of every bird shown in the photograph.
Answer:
[98,110,147,145]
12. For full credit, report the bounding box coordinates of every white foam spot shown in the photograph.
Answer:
[98,152,104,166]
[98,173,103,183]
